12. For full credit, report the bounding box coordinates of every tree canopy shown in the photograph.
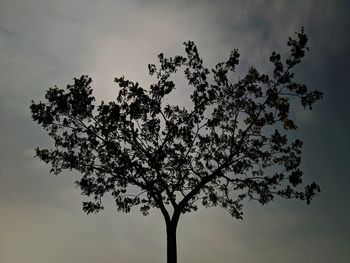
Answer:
[31,28,322,263]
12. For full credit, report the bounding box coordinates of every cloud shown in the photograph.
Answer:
[0,0,349,262]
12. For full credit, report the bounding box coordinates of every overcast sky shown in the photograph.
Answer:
[1,0,349,262]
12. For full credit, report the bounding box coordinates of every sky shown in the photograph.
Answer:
[0,0,349,262]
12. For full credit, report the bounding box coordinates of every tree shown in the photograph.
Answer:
[30,28,322,263]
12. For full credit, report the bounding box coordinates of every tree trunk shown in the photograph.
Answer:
[166,221,178,263]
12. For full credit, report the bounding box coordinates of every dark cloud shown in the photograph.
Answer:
[0,0,349,262]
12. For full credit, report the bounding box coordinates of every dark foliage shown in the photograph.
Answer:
[31,28,321,224]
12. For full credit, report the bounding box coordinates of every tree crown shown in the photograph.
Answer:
[31,28,322,221]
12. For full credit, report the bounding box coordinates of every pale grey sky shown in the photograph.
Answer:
[1,0,349,262]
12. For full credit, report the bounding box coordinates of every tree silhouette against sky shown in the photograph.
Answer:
[31,28,322,263]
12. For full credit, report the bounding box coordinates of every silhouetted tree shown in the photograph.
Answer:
[31,28,322,263]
